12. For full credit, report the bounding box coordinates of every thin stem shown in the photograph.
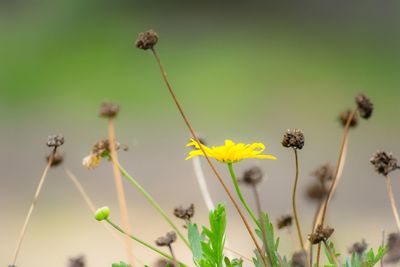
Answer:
[11,149,55,266]
[116,161,190,248]
[385,176,400,232]
[227,163,258,224]
[150,47,267,267]
[310,245,313,267]
[105,218,187,266]
[323,240,340,266]
[167,244,178,267]
[292,149,305,250]
[315,108,357,266]
[107,119,135,266]
[381,229,385,267]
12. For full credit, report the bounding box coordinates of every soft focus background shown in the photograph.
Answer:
[1,0,400,266]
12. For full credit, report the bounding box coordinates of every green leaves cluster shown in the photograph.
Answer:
[188,204,243,267]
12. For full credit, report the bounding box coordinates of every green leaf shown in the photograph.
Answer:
[111,262,131,267]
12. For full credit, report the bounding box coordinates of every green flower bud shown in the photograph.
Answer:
[95,206,110,221]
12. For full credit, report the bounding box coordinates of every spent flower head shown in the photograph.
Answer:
[46,134,64,148]
[311,163,334,184]
[136,30,158,50]
[95,206,110,221]
[156,259,176,267]
[277,214,293,230]
[370,151,398,176]
[339,110,358,128]
[355,93,373,119]
[281,129,304,150]
[174,203,194,222]
[155,231,177,247]
[291,251,307,267]
[348,240,368,255]
[385,233,400,263]
[99,102,120,118]
[238,166,263,186]
[308,224,334,245]
[68,255,85,267]
[186,139,276,163]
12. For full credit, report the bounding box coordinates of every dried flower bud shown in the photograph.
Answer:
[99,102,120,118]
[385,233,400,263]
[95,206,110,221]
[291,251,307,267]
[68,255,85,267]
[277,214,293,230]
[46,134,64,147]
[136,30,158,50]
[239,166,263,186]
[355,93,373,119]
[306,182,328,201]
[155,231,177,246]
[370,151,398,176]
[308,225,334,245]
[348,240,368,255]
[46,151,64,167]
[156,259,176,267]
[174,204,194,221]
[339,110,358,128]
[281,129,304,150]
[311,163,334,184]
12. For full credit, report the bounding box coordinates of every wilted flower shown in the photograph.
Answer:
[308,224,334,245]
[370,151,398,176]
[68,255,85,267]
[281,129,304,150]
[174,204,194,222]
[99,102,120,118]
[385,233,400,263]
[339,110,358,128]
[277,214,293,230]
[239,166,263,186]
[155,231,177,247]
[186,139,276,163]
[348,240,368,255]
[136,30,158,50]
[291,251,307,267]
[46,151,64,167]
[355,93,373,119]
[156,259,176,267]
[46,134,64,147]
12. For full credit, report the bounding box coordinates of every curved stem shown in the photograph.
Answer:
[116,161,190,248]
[105,218,188,266]
[150,48,267,267]
[11,150,55,266]
[227,163,258,225]
[385,176,400,232]
[108,119,135,265]
[292,149,305,250]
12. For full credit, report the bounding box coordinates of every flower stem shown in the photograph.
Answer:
[315,108,357,266]
[11,148,56,266]
[292,149,305,250]
[115,161,190,248]
[105,218,188,266]
[107,119,135,266]
[323,240,340,266]
[227,163,258,224]
[150,47,268,267]
[385,176,400,232]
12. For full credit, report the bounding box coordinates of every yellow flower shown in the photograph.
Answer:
[186,139,277,163]
[82,154,101,169]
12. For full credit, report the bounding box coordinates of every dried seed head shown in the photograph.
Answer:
[68,255,85,267]
[339,110,358,128]
[277,214,293,230]
[308,224,334,245]
[239,166,263,186]
[281,129,304,150]
[174,203,195,221]
[46,134,64,148]
[155,231,177,247]
[291,251,307,267]
[99,102,120,118]
[385,233,400,263]
[348,240,368,255]
[306,182,328,201]
[355,93,373,119]
[46,151,64,167]
[156,259,176,267]
[370,151,398,176]
[311,163,334,184]
[136,30,158,50]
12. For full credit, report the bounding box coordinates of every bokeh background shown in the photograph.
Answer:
[1,0,400,266]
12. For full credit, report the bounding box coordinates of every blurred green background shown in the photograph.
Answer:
[1,0,400,266]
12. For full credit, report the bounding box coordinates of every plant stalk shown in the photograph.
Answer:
[385,176,400,232]
[292,148,305,250]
